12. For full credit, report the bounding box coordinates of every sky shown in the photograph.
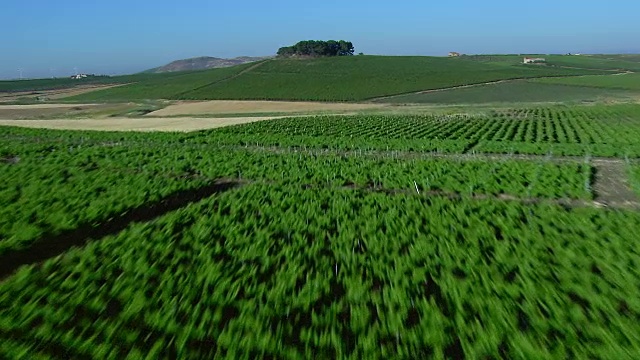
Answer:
[1,0,639,79]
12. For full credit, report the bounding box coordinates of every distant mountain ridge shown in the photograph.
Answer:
[145,56,272,73]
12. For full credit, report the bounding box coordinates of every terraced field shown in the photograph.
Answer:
[1,102,640,358]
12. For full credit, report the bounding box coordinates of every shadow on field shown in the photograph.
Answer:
[0,180,241,280]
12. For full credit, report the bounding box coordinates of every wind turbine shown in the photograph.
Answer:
[17,68,23,80]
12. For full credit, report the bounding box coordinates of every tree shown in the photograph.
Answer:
[338,41,355,56]
[276,40,355,58]
[276,46,295,57]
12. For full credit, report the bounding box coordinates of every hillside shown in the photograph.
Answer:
[532,73,640,90]
[146,56,272,73]
[378,80,640,104]
[71,56,617,102]
[0,73,167,93]
[66,62,258,101]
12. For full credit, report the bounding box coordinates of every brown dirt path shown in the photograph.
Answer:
[592,159,640,209]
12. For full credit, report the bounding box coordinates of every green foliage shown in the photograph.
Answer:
[205,104,640,157]
[629,165,640,196]
[277,40,355,57]
[1,184,639,358]
[0,126,592,254]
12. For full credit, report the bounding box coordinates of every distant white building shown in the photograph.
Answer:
[70,74,89,79]
[523,57,546,64]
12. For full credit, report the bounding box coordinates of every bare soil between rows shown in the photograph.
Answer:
[592,160,640,208]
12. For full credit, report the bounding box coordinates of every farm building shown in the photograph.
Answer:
[523,57,546,64]
[448,52,461,57]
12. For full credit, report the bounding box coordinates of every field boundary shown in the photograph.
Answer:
[172,60,271,99]
[370,72,630,102]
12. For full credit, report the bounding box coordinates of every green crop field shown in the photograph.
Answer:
[532,73,640,91]
[544,55,640,71]
[376,80,640,104]
[61,63,258,102]
[206,104,640,157]
[1,100,640,358]
[67,56,612,102]
[590,54,640,62]
[450,54,640,71]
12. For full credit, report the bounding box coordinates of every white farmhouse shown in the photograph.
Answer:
[523,57,546,64]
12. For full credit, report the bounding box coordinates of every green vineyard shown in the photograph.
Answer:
[1,103,640,358]
[208,104,640,156]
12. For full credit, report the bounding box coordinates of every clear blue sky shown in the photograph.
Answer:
[2,0,639,79]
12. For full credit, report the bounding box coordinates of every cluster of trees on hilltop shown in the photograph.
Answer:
[277,40,355,58]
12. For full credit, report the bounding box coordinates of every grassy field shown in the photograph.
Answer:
[1,102,640,357]
[378,80,640,104]
[532,73,640,90]
[67,56,613,102]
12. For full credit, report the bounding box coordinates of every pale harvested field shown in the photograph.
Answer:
[148,100,386,116]
[0,116,288,132]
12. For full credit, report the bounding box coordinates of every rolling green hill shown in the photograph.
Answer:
[544,55,640,71]
[65,62,258,102]
[460,54,640,71]
[377,80,640,104]
[0,73,178,93]
[69,56,614,102]
[531,73,640,90]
